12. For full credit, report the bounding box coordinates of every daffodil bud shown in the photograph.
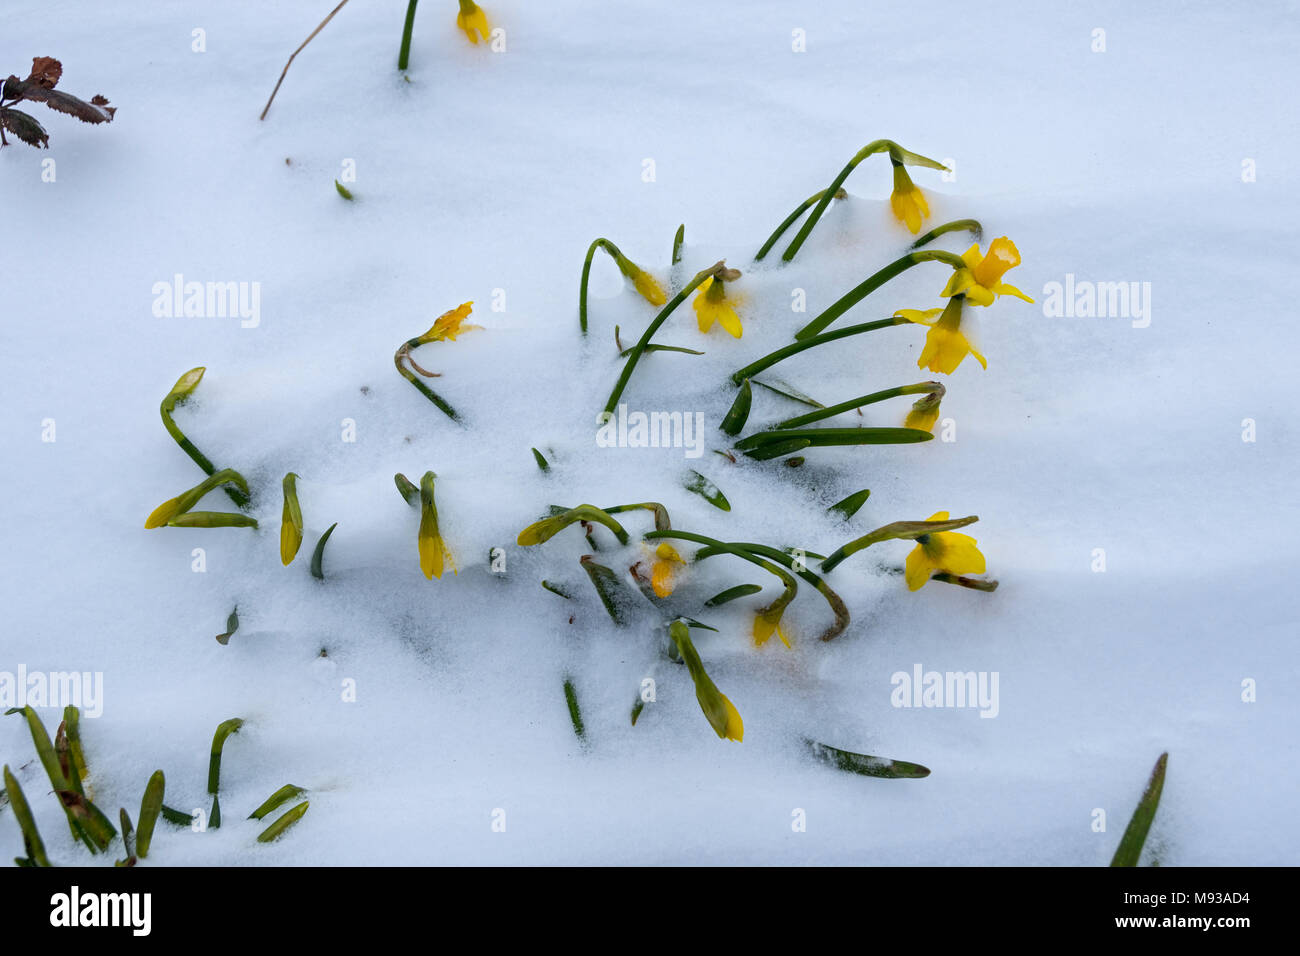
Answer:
[612,252,667,307]
[145,468,250,529]
[904,383,945,433]
[418,471,455,580]
[668,621,743,742]
[166,512,259,529]
[752,601,792,648]
[456,0,492,44]
[280,472,304,566]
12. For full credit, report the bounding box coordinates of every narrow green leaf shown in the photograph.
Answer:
[166,511,259,528]
[257,801,309,843]
[531,447,550,471]
[672,224,685,264]
[3,765,51,866]
[720,379,752,436]
[541,580,572,600]
[136,770,165,859]
[806,739,931,779]
[751,377,824,408]
[579,556,634,625]
[682,470,730,512]
[207,718,244,796]
[704,583,763,607]
[563,679,585,739]
[394,472,420,505]
[160,804,194,827]
[310,522,339,580]
[618,343,705,358]
[821,515,978,572]
[248,784,306,821]
[1111,753,1169,867]
[735,427,933,451]
[216,606,239,645]
[743,437,811,460]
[828,488,871,519]
[334,179,354,200]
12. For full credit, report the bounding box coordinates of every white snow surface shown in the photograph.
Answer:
[1,0,1296,865]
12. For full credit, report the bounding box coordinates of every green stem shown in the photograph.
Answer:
[794,250,966,340]
[909,218,982,250]
[398,0,419,70]
[643,530,797,607]
[774,382,942,429]
[700,542,849,642]
[601,264,721,417]
[755,187,843,261]
[730,316,905,384]
[160,406,249,508]
[395,350,460,421]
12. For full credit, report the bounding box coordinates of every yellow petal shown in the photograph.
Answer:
[963,284,997,308]
[905,405,940,432]
[994,282,1034,303]
[717,304,743,338]
[904,545,934,591]
[895,307,944,325]
[145,498,182,529]
[941,269,975,299]
[933,532,986,576]
[651,560,676,598]
[719,694,744,742]
[632,270,667,307]
[280,521,302,566]
[419,530,444,579]
[972,236,1021,288]
[655,543,683,563]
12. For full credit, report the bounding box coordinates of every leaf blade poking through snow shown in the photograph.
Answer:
[1110,752,1169,867]
[683,470,730,512]
[310,522,338,580]
[256,801,309,843]
[828,488,871,520]
[806,739,931,779]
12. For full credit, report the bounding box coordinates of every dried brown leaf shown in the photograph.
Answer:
[26,57,62,89]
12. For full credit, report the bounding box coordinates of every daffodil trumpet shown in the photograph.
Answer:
[603,260,738,417]
[792,249,967,341]
[517,504,630,547]
[754,186,848,261]
[579,237,667,335]
[145,468,250,529]
[667,620,744,742]
[820,514,979,574]
[729,315,909,385]
[779,139,948,263]
[696,541,849,642]
[417,470,455,579]
[159,368,250,508]
[280,472,304,566]
[771,381,945,430]
[394,303,479,421]
[938,237,1034,308]
[909,218,982,252]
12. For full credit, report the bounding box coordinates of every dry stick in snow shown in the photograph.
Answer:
[260,0,352,120]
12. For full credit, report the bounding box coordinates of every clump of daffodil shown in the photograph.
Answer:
[890,162,931,235]
[752,601,792,649]
[896,296,985,375]
[418,471,456,580]
[646,543,685,598]
[693,265,744,338]
[669,620,743,742]
[905,511,986,591]
[456,0,492,44]
[904,386,944,433]
[940,236,1033,307]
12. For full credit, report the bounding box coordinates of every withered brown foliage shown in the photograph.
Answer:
[0,57,115,149]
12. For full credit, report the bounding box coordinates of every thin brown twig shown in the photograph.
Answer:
[260,0,352,121]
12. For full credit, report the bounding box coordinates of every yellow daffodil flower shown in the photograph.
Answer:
[904,394,942,433]
[890,163,931,234]
[693,275,743,338]
[649,542,684,598]
[699,689,745,742]
[940,237,1034,307]
[753,604,792,649]
[418,472,456,580]
[896,296,985,375]
[456,0,492,44]
[905,511,986,591]
[417,301,479,345]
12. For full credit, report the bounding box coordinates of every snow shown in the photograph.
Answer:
[1,0,1296,865]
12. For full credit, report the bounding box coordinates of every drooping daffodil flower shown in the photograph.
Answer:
[896,296,985,375]
[905,511,986,591]
[940,237,1034,307]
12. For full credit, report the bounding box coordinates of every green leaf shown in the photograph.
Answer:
[166,511,259,528]
[207,718,244,796]
[580,556,635,625]
[136,770,165,859]
[248,784,307,821]
[806,739,931,779]
[1111,753,1169,867]
[743,437,811,461]
[735,427,933,451]
[828,488,871,520]
[751,377,824,408]
[394,472,420,505]
[257,801,309,843]
[672,224,685,264]
[310,522,338,580]
[821,515,978,572]
[563,679,585,739]
[618,343,705,358]
[334,179,354,200]
[216,606,239,645]
[3,765,51,866]
[531,447,550,471]
[720,379,752,436]
[540,580,572,599]
[704,583,763,607]
[682,470,730,512]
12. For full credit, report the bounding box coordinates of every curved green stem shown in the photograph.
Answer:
[781,139,946,262]
[699,542,849,642]
[794,250,966,340]
[773,382,942,430]
[602,263,724,416]
[909,218,982,251]
[730,316,905,385]
[755,187,844,261]
[643,529,797,608]
[394,346,460,421]
[579,238,615,335]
